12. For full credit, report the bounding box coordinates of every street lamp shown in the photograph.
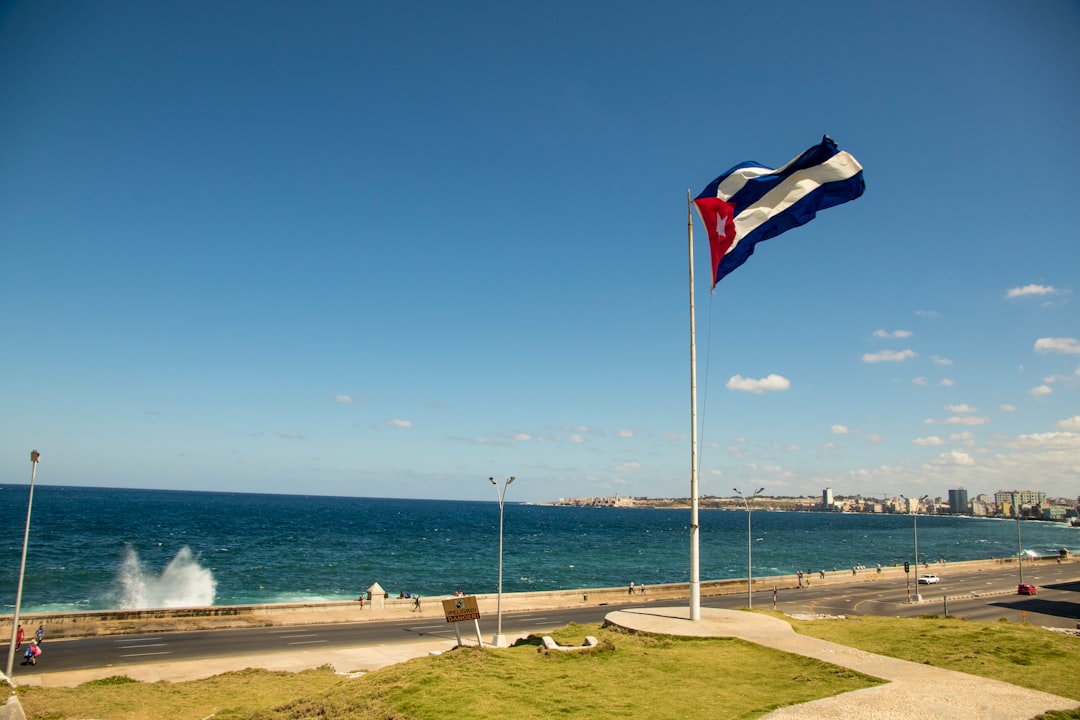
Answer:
[733,487,764,609]
[6,450,41,678]
[901,494,929,602]
[490,476,515,648]
[1016,510,1024,587]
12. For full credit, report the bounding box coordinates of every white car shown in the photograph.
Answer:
[917,574,940,585]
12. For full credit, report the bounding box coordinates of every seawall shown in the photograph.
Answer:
[6,555,1068,639]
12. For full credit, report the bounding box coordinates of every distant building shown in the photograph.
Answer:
[948,488,969,515]
[994,490,1046,516]
[822,487,834,510]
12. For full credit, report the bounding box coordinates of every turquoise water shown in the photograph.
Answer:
[0,485,1073,613]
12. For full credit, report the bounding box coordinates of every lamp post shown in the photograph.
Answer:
[901,494,929,602]
[734,487,764,609]
[1016,510,1024,586]
[6,451,40,678]
[490,476,515,648]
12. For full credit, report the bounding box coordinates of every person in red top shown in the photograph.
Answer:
[15,625,23,649]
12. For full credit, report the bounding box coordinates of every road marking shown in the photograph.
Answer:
[115,637,165,643]
[279,633,321,638]
[286,640,328,645]
[116,643,167,649]
[120,651,172,658]
[411,625,446,631]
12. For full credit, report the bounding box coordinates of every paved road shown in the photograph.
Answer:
[12,563,1078,681]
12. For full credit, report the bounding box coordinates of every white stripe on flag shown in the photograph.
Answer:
[731,152,863,242]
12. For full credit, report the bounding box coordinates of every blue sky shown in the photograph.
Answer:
[2,1,1078,503]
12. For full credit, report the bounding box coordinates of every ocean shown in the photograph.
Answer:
[0,485,1074,614]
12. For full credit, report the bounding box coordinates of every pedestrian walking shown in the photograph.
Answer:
[413,595,421,611]
[15,625,23,650]
[35,624,44,645]
[628,581,635,595]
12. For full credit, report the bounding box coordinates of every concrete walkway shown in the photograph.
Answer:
[605,606,1078,720]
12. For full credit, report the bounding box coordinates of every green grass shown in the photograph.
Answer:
[16,617,1080,720]
[17,623,880,720]
[786,614,1080,701]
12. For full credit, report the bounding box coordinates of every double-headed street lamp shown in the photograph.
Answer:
[6,450,41,678]
[734,487,764,609]
[490,476,515,648]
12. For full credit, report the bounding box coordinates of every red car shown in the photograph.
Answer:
[1017,584,1037,595]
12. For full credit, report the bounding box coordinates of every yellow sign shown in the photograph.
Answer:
[441,595,481,623]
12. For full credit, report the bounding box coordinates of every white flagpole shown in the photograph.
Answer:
[6,450,40,679]
[687,191,701,621]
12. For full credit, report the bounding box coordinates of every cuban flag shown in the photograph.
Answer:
[693,136,865,288]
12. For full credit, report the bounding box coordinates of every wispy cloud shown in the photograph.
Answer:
[277,431,305,440]
[1031,385,1053,398]
[931,355,953,366]
[924,416,990,426]
[915,310,941,319]
[1006,284,1058,299]
[1035,337,1080,355]
[873,329,913,339]
[726,374,791,394]
[335,394,353,404]
[387,419,413,428]
[862,349,916,363]
[945,404,978,413]
[831,425,849,435]
[913,436,945,446]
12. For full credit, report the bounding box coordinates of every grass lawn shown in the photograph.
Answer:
[17,623,880,720]
[16,616,1080,720]
[786,614,1080,702]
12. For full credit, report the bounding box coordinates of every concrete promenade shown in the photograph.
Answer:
[9,555,1065,641]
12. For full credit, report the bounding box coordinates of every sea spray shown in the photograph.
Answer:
[117,545,217,609]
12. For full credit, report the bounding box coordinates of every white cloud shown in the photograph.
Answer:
[335,394,353,404]
[912,377,927,386]
[1031,385,1053,398]
[931,355,953,366]
[945,404,978,413]
[940,378,954,387]
[999,404,1016,412]
[915,310,940,319]
[862,349,916,363]
[933,450,975,466]
[616,461,640,473]
[726,374,791,394]
[924,416,990,426]
[277,431,305,440]
[913,436,945,446]
[1012,431,1080,448]
[949,431,976,445]
[1059,416,1080,431]
[831,425,849,435]
[618,429,635,438]
[387,419,412,428]
[1035,337,1080,355]
[873,329,912,339]
[1006,284,1058,298]
[865,433,885,445]
[513,432,532,441]
[569,434,585,443]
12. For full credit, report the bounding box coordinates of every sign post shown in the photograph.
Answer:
[442,596,483,648]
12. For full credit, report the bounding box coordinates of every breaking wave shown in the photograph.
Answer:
[117,545,217,609]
